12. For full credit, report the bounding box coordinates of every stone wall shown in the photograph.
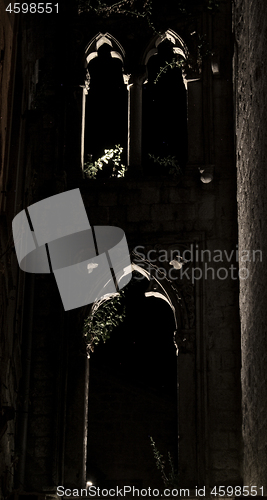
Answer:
[79,157,242,489]
[0,0,245,497]
[0,7,86,497]
[234,0,267,489]
[0,5,22,498]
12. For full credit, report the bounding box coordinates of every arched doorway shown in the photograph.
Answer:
[86,268,180,489]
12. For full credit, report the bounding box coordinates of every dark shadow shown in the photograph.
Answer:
[84,44,128,166]
[87,276,178,489]
[142,40,188,175]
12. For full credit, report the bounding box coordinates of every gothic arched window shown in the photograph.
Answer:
[81,30,189,176]
[142,38,188,174]
[82,33,128,173]
[141,30,188,175]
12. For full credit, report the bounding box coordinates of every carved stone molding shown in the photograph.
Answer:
[142,29,189,66]
[84,32,126,87]
[174,330,195,354]
[132,243,196,333]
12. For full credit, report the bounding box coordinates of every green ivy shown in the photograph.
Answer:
[83,292,126,353]
[84,145,127,179]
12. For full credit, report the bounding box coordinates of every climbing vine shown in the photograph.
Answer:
[77,0,220,22]
[83,272,146,354]
[83,291,126,354]
[153,57,184,85]
[77,0,157,31]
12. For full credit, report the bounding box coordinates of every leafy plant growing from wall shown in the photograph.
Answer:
[150,436,179,488]
[153,57,184,85]
[84,145,127,179]
[148,154,183,177]
[83,291,126,354]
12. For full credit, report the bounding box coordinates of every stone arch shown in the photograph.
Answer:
[84,32,126,81]
[131,261,182,345]
[85,253,183,357]
[86,256,181,488]
[142,29,189,68]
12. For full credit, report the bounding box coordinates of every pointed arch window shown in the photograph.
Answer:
[81,33,128,172]
[142,33,188,174]
[81,30,190,176]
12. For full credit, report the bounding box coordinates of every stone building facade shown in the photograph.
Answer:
[0,0,266,498]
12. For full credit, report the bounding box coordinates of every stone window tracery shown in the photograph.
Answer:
[81,30,190,175]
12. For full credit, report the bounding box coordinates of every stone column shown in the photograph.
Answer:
[63,349,89,489]
[186,79,204,165]
[126,74,145,173]
[81,72,90,176]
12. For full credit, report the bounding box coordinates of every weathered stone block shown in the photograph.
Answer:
[139,186,160,204]
[150,204,175,222]
[127,204,151,222]
[98,191,118,206]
